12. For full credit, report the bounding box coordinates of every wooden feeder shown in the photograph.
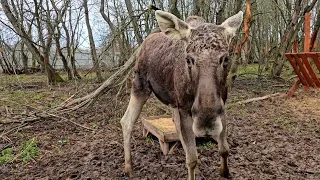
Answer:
[141,116,179,155]
[285,13,320,97]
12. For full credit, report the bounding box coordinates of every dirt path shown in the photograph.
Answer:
[1,77,320,179]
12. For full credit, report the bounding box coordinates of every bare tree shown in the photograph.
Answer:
[125,0,143,44]
[83,0,103,82]
[62,1,83,79]
[50,0,73,80]
[271,0,318,77]
[0,0,64,84]
[169,0,181,18]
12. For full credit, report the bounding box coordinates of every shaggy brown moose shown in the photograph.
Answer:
[120,10,243,179]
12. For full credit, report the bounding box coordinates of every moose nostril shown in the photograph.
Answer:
[216,106,224,115]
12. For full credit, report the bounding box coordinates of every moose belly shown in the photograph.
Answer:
[148,80,175,106]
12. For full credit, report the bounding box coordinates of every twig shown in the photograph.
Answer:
[67,118,95,131]
[0,123,28,138]
[36,112,95,131]
[1,98,95,131]
[0,117,40,124]
[58,91,80,107]
[237,93,283,105]
[0,143,11,151]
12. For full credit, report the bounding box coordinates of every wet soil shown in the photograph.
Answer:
[1,77,320,179]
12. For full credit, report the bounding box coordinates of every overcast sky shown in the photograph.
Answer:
[0,1,111,50]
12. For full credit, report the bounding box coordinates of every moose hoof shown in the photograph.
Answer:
[124,164,133,177]
[219,167,230,178]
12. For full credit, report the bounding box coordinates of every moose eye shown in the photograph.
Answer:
[186,55,195,65]
[219,55,229,68]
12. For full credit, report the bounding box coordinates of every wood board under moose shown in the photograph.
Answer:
[141,116,180,155]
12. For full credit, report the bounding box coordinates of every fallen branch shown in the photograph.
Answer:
[237,93,283,105]
[0,117,40,124]
[0,123,28,138]
[0,98,95,132]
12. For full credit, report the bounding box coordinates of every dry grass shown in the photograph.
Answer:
[285,90,320,119]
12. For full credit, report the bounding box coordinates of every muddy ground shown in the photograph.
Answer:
[0,75,319,179]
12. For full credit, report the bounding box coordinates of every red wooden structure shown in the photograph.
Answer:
[284,13,320,97]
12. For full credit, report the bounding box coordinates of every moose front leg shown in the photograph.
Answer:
[216,116,230,177]
[120,94,149,177]
[173,108,198,180]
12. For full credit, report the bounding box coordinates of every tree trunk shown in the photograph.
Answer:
[55,36,72,80]
[310,6,320,51]
[271,0,317,77]
[100,0,127,67]
[216,0,227,24]
[53,23,72,80]
[11,44,19,69]
[169,0,181,18]
[83,0,103,82]
[0,0,63,84]
[192,0,203,16]
[21,42,29,74]
[227,0,249,89]
[0,56,6,73]
[125,0,143,44]
[1,51,14,73]
[62,5,81,79]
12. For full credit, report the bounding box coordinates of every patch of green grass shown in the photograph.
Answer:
[198,140,214,149]
[227,105,249,117]
[20,138,39,163]
[237,64,264,78]
[237,62,295,79]
[58,139,68,146]
[145,136,154,144]
[0,138,39,164]
[275,117,299,133]
[33,93,45,100]
[0,148,14,164]
[0,74,46,87]
[92,124,98,130]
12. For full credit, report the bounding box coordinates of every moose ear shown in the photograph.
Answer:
[155,10,192,39]
[220,11,243,37]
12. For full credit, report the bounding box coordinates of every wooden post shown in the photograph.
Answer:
[304,13,311,52]
[292,40,298,53]
[302,13,311,90]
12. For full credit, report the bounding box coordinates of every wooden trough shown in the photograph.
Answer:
[141,116,179,155]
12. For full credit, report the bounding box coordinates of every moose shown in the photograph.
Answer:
[120,10,243,179]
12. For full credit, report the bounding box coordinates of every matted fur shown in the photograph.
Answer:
[121,10,243,179]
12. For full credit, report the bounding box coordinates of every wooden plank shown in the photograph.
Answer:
[292,40,298,53]
[164,132,179,142]
[168,142,179,155]
[309,53,320,74]
[299,53,320,87]
[142,118,166,142]
[287,79,300,97]
[141,116,179,143]
[285,53,309,86]
[159,140,169,155]
[293,54,316,87]
[304,13,311,52]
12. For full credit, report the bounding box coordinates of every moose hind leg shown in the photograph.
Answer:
[120,94,149,177]
[217,119,230,178]
[173,108,198,180]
